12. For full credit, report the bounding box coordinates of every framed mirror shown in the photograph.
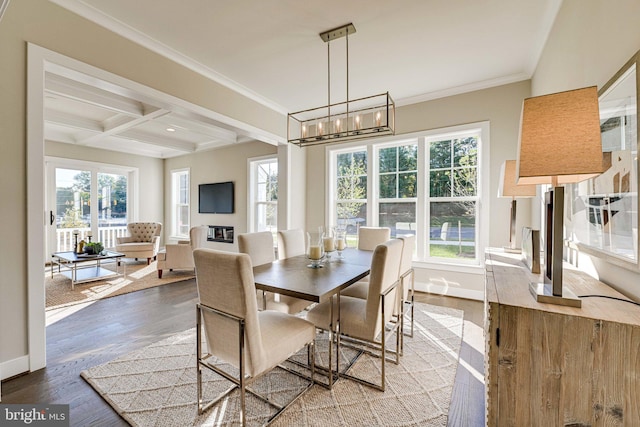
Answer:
[566,51,639,269]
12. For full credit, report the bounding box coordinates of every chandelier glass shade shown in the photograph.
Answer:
[287,23,395,147]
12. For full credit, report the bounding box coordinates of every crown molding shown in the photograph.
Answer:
[48,0,289,115]
[395,72,531,107]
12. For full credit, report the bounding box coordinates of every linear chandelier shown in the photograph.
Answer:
[287,23,395,147]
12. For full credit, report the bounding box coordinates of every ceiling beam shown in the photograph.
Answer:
[44,110,103,132]
[45,73,144,117]
[75,107,170,146]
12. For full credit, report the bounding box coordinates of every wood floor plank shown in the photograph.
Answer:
[2,281,485,426]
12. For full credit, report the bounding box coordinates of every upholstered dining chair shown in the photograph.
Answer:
[340,226,391,298]
[357,226,391,251]
[193,248,315,425]
[238,231,311,314]
[398,234,416,337]
[277,229,305,260]
[306,238,403,391]
[115,222,162,264]
[156,225,208,278]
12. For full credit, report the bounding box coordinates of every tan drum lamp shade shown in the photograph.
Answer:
[516,86,604,307]
[498,160,537,252]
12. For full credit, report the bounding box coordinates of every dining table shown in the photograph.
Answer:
[252,248,373,387]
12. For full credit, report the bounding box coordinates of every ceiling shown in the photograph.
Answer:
[46,0,563,158]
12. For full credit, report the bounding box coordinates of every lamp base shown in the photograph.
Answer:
[529,282,582,308]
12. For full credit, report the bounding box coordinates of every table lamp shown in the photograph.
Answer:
[516,86,604,308]
[498,160,537,253]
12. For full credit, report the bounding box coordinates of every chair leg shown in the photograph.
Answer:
[158,269,163,279]
[196,306,203,415]
[147,257,151,265]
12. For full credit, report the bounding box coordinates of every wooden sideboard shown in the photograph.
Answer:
[484,248,640,426]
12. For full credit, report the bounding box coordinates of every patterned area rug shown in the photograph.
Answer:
[81,303,464,426]
[46,260,194,310]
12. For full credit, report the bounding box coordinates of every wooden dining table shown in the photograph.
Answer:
[252,248,373,387]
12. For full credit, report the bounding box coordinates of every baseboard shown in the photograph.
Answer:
[0,355,29,381]
[414,280,484,301]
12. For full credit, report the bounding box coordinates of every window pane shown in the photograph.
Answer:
[337,152,352,172]
[178,205,189,235]
[430,170,451,197]
[379,147,397,173]
[55,168,91,251]
[257,182,267,201]
[453,168,477,197]
[379,202,416,237]
[398,145,417,171]
[399,172,417,198]
[454,137,478,167]
[429,201,476,259]
[430,140,451,169]
[353,151,367,173]
[337,202,367,238]
[379,174,396,198]
[98,172,128,229]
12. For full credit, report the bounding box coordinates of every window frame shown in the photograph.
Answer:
[170,168,190,239]
[248,155,278,239]
[326,122,489,267]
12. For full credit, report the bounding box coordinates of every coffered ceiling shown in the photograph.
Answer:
[46,0,563,158]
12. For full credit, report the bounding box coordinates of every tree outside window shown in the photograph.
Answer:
[336,151,367,240]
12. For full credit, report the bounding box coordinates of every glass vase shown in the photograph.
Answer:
[334,227,347,260]
[306,230,325,268]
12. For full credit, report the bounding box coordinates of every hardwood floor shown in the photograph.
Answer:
[2,280,485,426]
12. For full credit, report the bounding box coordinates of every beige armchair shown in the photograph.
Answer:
[157,225,208,278]
[115,222,162,265]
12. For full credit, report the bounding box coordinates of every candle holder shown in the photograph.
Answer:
[306,230,325,268]
[334,227,347,260]
[323,226,336,263]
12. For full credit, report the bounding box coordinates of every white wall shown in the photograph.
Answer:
[532,0,640,300]
[163,141,277,252]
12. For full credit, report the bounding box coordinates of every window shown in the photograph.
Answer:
[335,149,367,241]
[428,136,478,260]
[46,158,135,254]
[171,169,190,238]
[377,143,418,237]
[249,157,278,238]
[328,124,486,265]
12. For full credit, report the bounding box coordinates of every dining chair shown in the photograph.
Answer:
[306,238,403,391]
[357,226,391,251]
[238,231,311,314]
[341,227,391,299]
[398,234,416,338]
[277,229,306,260]
[194,248,315,425]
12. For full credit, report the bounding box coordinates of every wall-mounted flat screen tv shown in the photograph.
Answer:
[198,181,234,214]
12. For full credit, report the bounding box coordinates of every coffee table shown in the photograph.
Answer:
[51,250,125,289]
